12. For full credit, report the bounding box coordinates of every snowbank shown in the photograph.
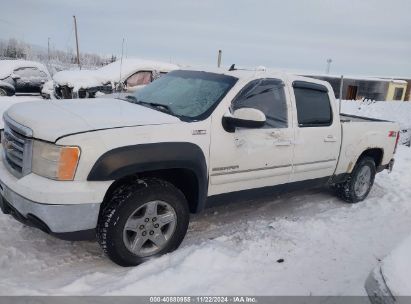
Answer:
[341,100,411,145]
[53,58,179,91]
[0,60,50,80]
[341,100,411,129]
[381,235,411,296]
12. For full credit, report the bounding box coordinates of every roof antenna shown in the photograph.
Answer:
[228,64,236,71]
[118,38,125,93]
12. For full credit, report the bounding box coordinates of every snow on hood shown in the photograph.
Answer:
[0,60,50,80]
[381,235,411,296]
[5,98,180,142]
[0,96,43,129]
[53,58,179,91]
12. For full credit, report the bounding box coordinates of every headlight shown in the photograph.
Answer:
[32,141,80,181]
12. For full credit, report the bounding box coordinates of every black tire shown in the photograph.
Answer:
[0,88,7,96]
[97,178,189,266]
[335,156,376,203]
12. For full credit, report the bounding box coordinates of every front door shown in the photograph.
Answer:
[208,78,294,196]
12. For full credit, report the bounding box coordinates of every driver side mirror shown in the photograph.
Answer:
[222,108,266,132]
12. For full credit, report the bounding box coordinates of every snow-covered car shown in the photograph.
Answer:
[0,80,15,96]
[52,58,179,99]
[0,68,400,266]
[0,60,51,96]
[365,235,411,303]
[40,80,55,99]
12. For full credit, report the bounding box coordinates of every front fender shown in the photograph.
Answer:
[87,142,208,211]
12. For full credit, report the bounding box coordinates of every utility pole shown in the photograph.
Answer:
[119,38,125,83]
[326,58,332,74]
[118,38,125,92]
[47,37,50,62]
[217,49,222,68]
[73,15,81,69]
[339,75,344,113]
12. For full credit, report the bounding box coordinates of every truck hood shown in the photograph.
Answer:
[6,98,181,142]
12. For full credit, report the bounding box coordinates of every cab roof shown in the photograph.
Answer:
[181,66,331,88]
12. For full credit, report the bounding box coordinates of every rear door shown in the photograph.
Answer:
[289,79,341,182]
[208,77,294,195]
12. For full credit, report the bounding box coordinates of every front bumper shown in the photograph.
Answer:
[0,149,111,240]
[0,180,100,240]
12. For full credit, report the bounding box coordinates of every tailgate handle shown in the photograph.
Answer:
[324,135,337,142]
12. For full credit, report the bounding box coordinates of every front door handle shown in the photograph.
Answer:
[324,135,337,142]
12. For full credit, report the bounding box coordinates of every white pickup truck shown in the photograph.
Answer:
[0,68,399,266]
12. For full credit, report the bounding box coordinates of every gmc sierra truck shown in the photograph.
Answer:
[0,68,400,266]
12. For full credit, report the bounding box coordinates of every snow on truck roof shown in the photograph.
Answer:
[53,58,179,90]
[0,59,50,80]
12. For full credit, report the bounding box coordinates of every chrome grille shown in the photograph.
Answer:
[2,114,33,178]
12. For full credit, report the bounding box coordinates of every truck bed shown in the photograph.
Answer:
[340,113,390,123]
[335,114,398,175]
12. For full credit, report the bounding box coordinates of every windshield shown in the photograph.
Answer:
[125,70,237,120]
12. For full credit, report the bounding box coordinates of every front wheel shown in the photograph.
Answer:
[335,157,376,203]
[97,178,190,266]
[0,88,8,96]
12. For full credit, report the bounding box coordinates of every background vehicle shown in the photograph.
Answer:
[52,58,179,99]
[0,80,15,96]
[40,80,55,99]
[365,235,411,303]
[0,68,400,266]
[0,60,51,95]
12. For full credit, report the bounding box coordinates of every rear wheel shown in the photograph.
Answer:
[335,157,376,203]
[97,178,189,266]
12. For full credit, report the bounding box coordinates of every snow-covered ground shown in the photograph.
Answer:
[0,96,410,296]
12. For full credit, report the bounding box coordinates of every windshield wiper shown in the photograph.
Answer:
[122,94,137,102]
[121,95,174,115]
[143,101,172,114]
[127,97,173,115]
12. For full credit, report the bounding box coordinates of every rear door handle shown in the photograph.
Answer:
[324,135,337,142]
[275,140,292,146]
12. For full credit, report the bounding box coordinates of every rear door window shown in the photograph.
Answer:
[293,81,332,127]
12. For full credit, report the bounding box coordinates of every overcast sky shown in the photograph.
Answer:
[1,0,410,77]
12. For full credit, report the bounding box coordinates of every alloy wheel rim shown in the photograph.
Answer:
[354,166,372,197]
[123,200,177,257]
